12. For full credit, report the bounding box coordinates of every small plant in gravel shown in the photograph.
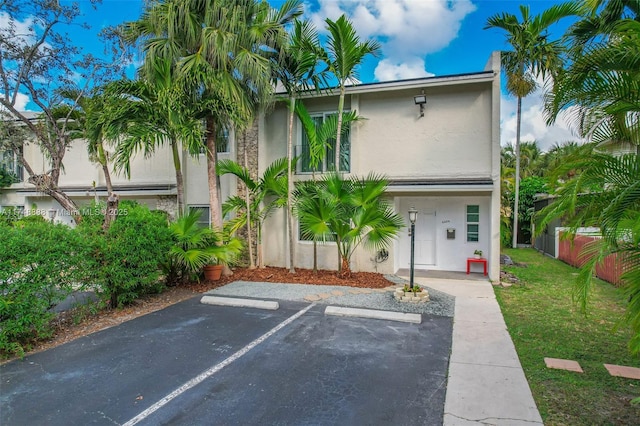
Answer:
[403,284,422,294]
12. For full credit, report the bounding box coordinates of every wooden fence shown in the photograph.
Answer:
[558,233,626,287]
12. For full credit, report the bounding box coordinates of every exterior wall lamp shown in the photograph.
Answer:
[413,92,427,117]
[408,206,418,288]
[48,207,57,223]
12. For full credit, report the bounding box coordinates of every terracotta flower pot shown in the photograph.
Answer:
[203,264,223,281]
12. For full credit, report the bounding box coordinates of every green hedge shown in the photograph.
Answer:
[0,220,89,357]
[0,201,173,357]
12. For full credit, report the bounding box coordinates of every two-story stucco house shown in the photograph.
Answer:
[260,52,501,280]
[1,52,501,280]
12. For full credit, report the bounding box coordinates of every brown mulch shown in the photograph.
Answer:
[3,267,395,363]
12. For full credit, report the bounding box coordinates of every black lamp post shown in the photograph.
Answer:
[408,206,418,289]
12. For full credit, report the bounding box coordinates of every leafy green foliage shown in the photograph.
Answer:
[0,168,17,187]
[517,176,547,243]
[80,201,173,308]
[295,173,404,276]
[167,209,243,284]
[0,221,89,357]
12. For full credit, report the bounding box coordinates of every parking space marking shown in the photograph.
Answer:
[200,295,279,310]
[122,303,316,426]
[325,306,422,324]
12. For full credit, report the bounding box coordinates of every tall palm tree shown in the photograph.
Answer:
[294,100,360,272]
[58,88,115,197]
[485,2,580,248]
[124,0,302,231]
[273,19,327,273]
[324,15,380,172]
[104,58,203,216]
[218,157,291,268]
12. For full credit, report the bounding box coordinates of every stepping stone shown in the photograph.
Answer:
[348,289,361,294]
[304,294,321,302]
[604,364,640,380]
[544,357,583,373]
[318,293,332,299]
[331,290,344,296]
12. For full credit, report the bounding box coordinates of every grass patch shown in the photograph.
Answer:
[498,248,639,425]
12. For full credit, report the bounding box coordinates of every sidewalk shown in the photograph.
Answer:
[412,276,543,426]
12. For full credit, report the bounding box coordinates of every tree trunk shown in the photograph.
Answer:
[338,255,351,279]
[206,116,232,276]
[103,193,119,231]
[287,96,296,273]
[97,143,113,195]
[28,174,81,223]
[313,240,317,274]
[512,96,522,249]
[334,85,345,172]
[244,145,255,269]
[171,139,185,217]
[257,222,265,269]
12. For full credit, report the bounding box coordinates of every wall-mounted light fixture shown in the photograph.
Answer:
[413,90,427,118]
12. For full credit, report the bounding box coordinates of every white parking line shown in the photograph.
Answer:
[122,303,316,426]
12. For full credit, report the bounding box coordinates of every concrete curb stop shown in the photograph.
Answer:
[200,296,279,310]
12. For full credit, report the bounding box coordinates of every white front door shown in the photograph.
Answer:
[413,210,436,266]
[400,202,437,268]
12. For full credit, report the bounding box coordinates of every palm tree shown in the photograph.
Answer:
[294,100,360,272]
[324,15,380,172]
[541,7,640,353]
[58,88,115,197]
[273,19,327,273]
[218,157,291,268]
[485,2,580,248]
[124,0,302,230]
[537,151,640,352]
[297,172,404,277]
[104,58,203,216]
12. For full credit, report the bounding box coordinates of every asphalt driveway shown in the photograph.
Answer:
[1,296,452,425]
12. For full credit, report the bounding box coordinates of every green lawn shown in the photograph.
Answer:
[497,249,640,425]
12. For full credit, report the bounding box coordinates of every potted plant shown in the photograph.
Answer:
[473,249,483,259]
[169,210,243,282]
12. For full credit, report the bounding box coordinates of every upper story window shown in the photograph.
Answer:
[200,122,230,154]
[296,112,350,174]
[466,205,479,242]
[0,148,24,183]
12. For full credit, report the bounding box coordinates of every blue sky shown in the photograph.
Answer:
[27,0,580,150]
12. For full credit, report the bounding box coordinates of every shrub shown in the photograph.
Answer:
[80,201,173,308]
[0,221,89,357]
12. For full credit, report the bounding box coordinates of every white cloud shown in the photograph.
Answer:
[0,91,31,112]
[500,87,583,152]
[374,58,434,81]
[0,11,37,47]
[307,0,476,81]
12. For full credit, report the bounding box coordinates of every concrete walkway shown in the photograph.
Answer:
[408,276,543,426]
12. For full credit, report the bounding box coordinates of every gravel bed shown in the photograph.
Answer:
[204,275,455,317]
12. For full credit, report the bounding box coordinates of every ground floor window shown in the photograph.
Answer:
[466,205,479,242]
[188,205,210,228]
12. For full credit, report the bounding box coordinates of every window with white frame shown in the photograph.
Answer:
[296,112,350,173]
[466,205,479,242]
[188,205,210,228]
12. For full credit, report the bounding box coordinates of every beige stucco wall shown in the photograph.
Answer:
[259,73,499,277]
